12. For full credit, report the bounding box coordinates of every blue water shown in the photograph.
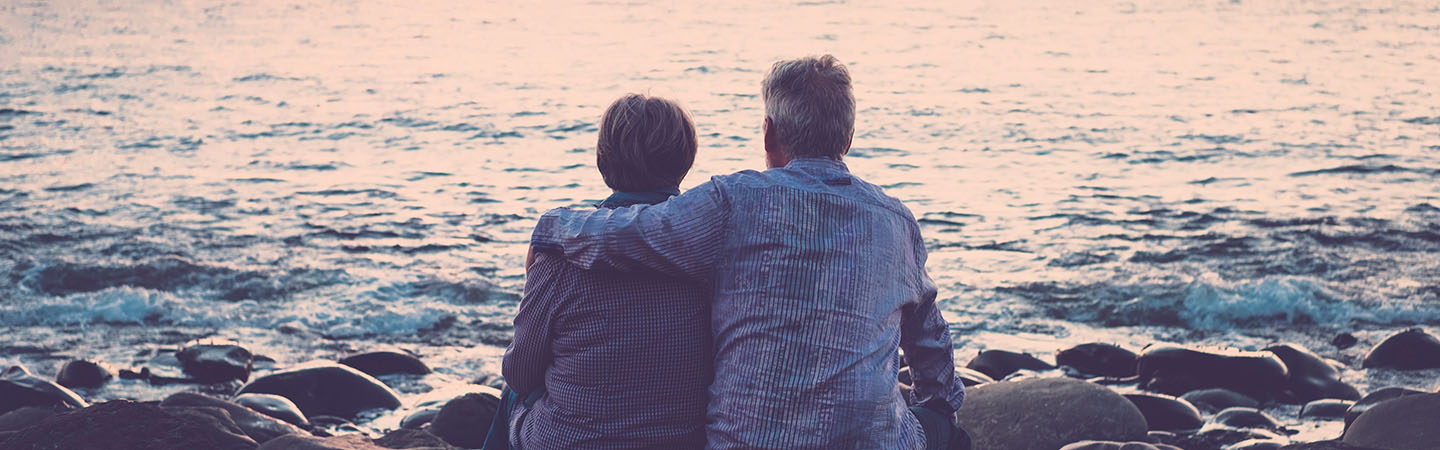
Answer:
[2,0,1438,435]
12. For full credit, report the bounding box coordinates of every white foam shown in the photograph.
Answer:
[1177,275,1440,329]
[0,286,249,327]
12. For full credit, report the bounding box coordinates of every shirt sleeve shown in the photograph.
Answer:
[899,264,965,414]
[529,179,729,281]
[502,253,565,396]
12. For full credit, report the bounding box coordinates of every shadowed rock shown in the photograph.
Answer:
[339,351,431,377]
[1056,343,1138,378]
[1214,407,1280,430]
[236,363,401,419]
[255,434,387,449]
[956,367,995,386]
[400,407,442,429]
[1152,427,1285,450]
[0,401,255,450]
[1331,333,1358,350]
[430,392,502,448]
[1226,439,1286,450]
[178,339,254,383]
[1181,388,1259,413]
[1342,393,1440,450]
[56,359,115,389]
[956,377,1147,450]
[1300,399,1352,419]
[965,350,1056,380]
[1060,441,1182,450]
[373,428,458,449]
[1136,344,1288,402]
[1264,343,1359,403]
[162,392,307,443]
[1361,328,1440,370]
[0,405,65,432]
[1,365,88,416]
[1122,393,1203,432]
[1344,387,1427,429]
[235,393,311,428]
[1280,441,1384,449]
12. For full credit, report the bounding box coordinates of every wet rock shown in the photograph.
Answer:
[140,351,200,384]
[1060,441,1183,450]
[400,407,442,429]
[472,373,507,391]
[1137,344,1288,402]
[430,392,501,448]
[1123,393,1204,432]
[1226,439,1286,450]
[178,339,254,383]
[255,434,387,449]
[339,350,431,377]
[1263,343,1359,403]
[1152,427,1285,450]
[162,392,308,443]
[1214,407,1280,430]
[1056,343,1138,378]
[965,350,1057,380]
[165,405,266,450]
[0,400,254,450]
[1342,393,1440,450]
[1331,333,1358,350]
[1300,399,1352,419]
[56,359,115,389]
[373,428,458,449]
[1182,388,1260,414]
[956,377,1148,450]
[1361,328,1440,370]
[236,363,401,419]
[956,367,995,386]
[0,405,65,431]
[235,393,311,428]
[1279,442,1384,449]
[1,365,89,415]
[1344,387,1427,429]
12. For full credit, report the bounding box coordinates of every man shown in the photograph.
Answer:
[528,55,968,450]
[500,94,712,449]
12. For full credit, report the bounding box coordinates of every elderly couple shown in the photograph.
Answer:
[485,55,970,450]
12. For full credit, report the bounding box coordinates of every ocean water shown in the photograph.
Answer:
[2,0,1438,435]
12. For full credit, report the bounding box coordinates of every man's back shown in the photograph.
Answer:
[531,157,963,450]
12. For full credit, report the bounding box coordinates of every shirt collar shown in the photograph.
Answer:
[784,157,850,176]
[597,187,681,209]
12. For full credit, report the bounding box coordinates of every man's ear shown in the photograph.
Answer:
[841,129,853,156]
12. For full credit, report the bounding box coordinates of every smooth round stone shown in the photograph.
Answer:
[1,365,89,416]
[1153,427,1284,450]
[1061,441,1183,450]
[1182,388,1260,413]
[338,351,430,377]
[965,350,1056,380]
[1300,399,1353,419]
[956,367,995,387]
[1225,439,1285,450]
[1137,344,1288,402]
[1056,343,1139,378]
[1343,393,1440,450]
[163,405,265,450]
[1214,407,1280,430]
[0,400,254,450]
[430,392,502,448]
[56,359,115,389]
[234,393,310,428]
[0,406,64,432]
[1344,387,1427,429]
[373,429,453,449]
[1331,333,1359,350]
[177,339,254,383]
[236,362,401,419]
[1123,393,1204,432]
[163,392,307,443]
[1362,328,1440,370]
[1264,343,1360,403]
[1280,441,1387,449]
[956,377,1148,450]
[398,407,440,429]
[254,434,386,449]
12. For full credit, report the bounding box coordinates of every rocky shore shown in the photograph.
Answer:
[3,329,1438,450]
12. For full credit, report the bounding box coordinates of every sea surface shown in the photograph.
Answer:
[2,0,1438,436]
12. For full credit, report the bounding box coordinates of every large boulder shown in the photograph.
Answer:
[164,405,266,450]
[0,405,65,432]
[1136,344,1288,401]
[255,435,385,450]
[1122,393,1203,432]
[373,429,458,449]
[162,392,308,443]
[1344,387,1427,429]
[956,377,1148,450]
[965,350,1056,380]
[339,351,430,377]
[0,365,89,415]
[430,392,502,449]
[1056,343,1138,378]
[56,359,115,389]
[1342,393,1440,450]
[236,363,401,419]
[178,339,254,383]
[1362,328,1440,370]
[0,400,256,450]
[235,393,311,428]
[1263,343,1360,403]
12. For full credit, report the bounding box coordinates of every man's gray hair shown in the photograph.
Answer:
[761,55,855,160]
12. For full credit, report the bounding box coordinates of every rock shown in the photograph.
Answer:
[898,366,913,385]
[1060,441,1183,450]
[0,364,89,415]
[1263,343,1360,403]
[372,428,458,449]
[235,393,311,428]
[1280,442,1384,449]
[1136,345,1288,402]
[1226,440,1286,450]
[1123,393,1204,432]
[965,350,1057,380]
[1331,333,1358,350]
[236,363,401,419]
[339,351,431,377]
[1344,387,1427,429]
[255,434,387,450]
[957,367,995,386]
[1182,389,1260,414]
[400,407,442,429]
[0,405,65,431]
[162,392,308,443]
[1057,343,1139,378]
[472,373,507,391]
[1214,407,1280,430]
[1153,427,1285,450]
[1300,399,1352,419]
[178,339,255,383]
[165,405,267,450]
[956,377,1148,450]
[56,359,115,389]
[430,392,501,448]
[0,400,254,450]
[1361,328,1440,370]
[1342,393,1440,450]
[140,351,200,384]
